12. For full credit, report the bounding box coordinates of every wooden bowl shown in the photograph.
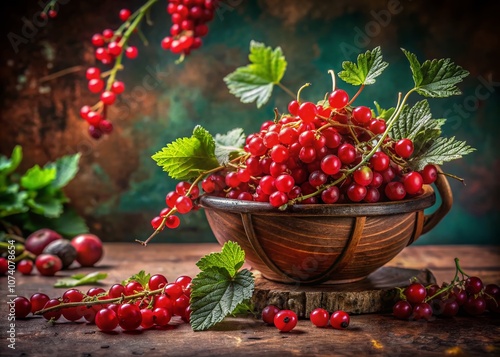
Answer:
[199,169,453,284]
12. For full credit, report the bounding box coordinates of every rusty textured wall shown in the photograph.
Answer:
[0,0,499,244]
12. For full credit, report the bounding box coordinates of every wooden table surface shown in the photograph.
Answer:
[1,243,499,357]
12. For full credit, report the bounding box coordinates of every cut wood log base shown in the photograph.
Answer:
[251,266,436,317]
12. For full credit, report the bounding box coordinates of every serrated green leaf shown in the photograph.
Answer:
[0,145,22,175]
[214,128,246,165]
[152,125,219,181]
[224,41,287,108]
[408,136,475,171]
[338,46,388,86]
[0,191,28,218]
[196,241,245,277]
[390,100,432,141]
[373,101,396,121]
[26,195,64,218]
[20,165,57,190]
[45,153,81,189]
[402,48,469,98]
[122,270,151,287]
[54,272,107,288]
[190,267,254,331]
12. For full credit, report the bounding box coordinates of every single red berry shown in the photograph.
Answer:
[404,282,427,305]
[119,8,132,22]
[125,46,138,59]
[310,308,329,327]
[298,102,317,123]
[111,81,125,94]
[420,164,438,184]
[328,89,349,109]
[273,310,297,332]
[395,138,414,158]
[393,300,412,320]
[100,91,116,105]
[351,106,372,125]
[330,310,350,329]
[88,78,104,93]
[18,259,33,275]
[403,171,423,195]
[413,302,433,321]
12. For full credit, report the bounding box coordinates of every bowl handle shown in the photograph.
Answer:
[421,166,453,235]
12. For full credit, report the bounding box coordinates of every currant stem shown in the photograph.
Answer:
[347,84,365,106]
[296,83,312,104]
[277,82,297,100]
[33,287,166,316]
[328,70,336,92]
[39,66,85,83]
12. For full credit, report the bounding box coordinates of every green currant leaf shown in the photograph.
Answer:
[20,165,57,190]
[45,153,81,189]
[390,100,433,141]
[338,46,388,86]
[214,128,246,165]
[190,267,254,331]
[0,145,22,175]
[54,272,107,288]
[196,241,246,277]
[373,101,396,121]
[122,270,151,287]
[224,41,287,108]
[26,193,65,218]
[402,49,469,98]
[152,125,220,181]
[0,190,28,218]
[408,136,475,171]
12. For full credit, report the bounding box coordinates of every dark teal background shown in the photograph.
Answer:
[1,1,499,244]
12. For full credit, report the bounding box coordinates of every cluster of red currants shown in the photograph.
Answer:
[79,8,138,139]
[161,0,219,54]
[261,305,350,332]
[393,277,500,321]
[13,273,193,332]
[215,90,435,204]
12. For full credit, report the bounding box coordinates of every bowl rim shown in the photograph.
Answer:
[199,185,436,216]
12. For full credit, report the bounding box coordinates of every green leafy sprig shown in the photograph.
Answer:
[190,241,254,331]
[0,146,88,237]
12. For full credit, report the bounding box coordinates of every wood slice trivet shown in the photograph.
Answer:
[251,266,436,318]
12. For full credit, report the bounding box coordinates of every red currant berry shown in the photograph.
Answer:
[117,303,142,331]
[403,171,423,195]
[298,102,317,123]
[310,308,329,327]
[337,143,356,164]
[18,259,33,275]
[385,182,406,201]
[125,46,139,59]
[353,166,373,186]
[288,100,299,115]
[404,282,427,305]
[14,296,32,318]
[88,78,104,93]
[370,152,390,172]
[119,8,131,22]
[320,154,341,175]
[30,293,50,314]
[393,300,412,320]
[86,67,101,80]
[413,302,433,321]
[351,106,372,125]
[100,91,116,105]
[149,274,168,290]
[330,310,350,329]
[274,310,297,332]
[328,89,349,109]
[262,305,280,325]
[394,138,414,158]
[465,276,484,295]
[420,164,438,184]
[42,299,62,321]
